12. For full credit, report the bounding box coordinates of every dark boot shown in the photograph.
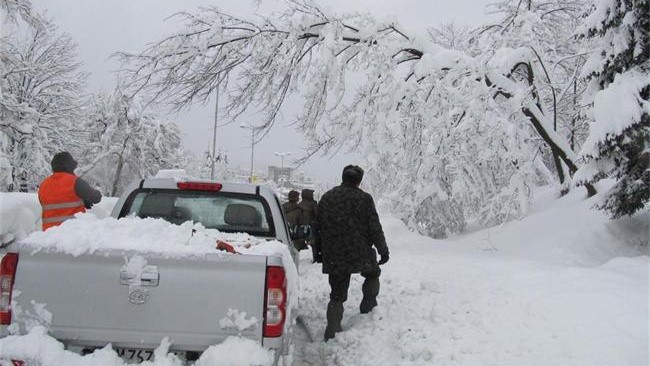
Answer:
[324,300,344,341]
[360,276,379,314]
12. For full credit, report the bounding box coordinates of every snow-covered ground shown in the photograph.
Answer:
[0,186,648,365]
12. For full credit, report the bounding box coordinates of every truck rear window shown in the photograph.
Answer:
[123,190,274,236]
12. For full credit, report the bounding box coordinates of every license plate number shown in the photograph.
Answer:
[115,348,154,362]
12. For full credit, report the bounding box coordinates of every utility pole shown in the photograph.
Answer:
[240,123,256,183]
[249,127,255,182]
[210,88,219,180]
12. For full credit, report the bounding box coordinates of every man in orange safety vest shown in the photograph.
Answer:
[38,152,102,231]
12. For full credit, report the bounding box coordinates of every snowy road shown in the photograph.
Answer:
[290,214,648,366]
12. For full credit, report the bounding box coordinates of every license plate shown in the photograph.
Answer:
[114,348,186,363]
[115,348,155,363]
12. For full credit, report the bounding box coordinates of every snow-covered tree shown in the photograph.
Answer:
[118,1,595,236]
[0,0,189,197]
[0,0,46,30]
[77,89,185,196]
[476,0,593,189]
[181,148,232,181]
[427,22,473,53]
[575,0,649,217]
[0,23,86,191]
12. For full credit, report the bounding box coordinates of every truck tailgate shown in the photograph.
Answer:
[12,248,268,351]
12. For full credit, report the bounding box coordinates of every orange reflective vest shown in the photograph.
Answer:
[38,172,86,231]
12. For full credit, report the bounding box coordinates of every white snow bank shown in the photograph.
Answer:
[0,326,273,366]
[446,185,648,266]
[0,193,117,245]
[0,193,40,245]
[194,335,274,366]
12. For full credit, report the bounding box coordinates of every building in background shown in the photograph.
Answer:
[268,166,293,185]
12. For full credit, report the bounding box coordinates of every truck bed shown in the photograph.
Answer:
[12,246,268,351]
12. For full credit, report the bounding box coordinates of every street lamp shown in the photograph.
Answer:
[273,151,292,168]
[240,123,258,183]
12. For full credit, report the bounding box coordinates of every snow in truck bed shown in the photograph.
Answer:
[18,212,289,258]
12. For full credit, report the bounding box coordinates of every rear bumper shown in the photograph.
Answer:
[59,336,284,353]
[52,326,274,352]
[263,336,283,349]
[1,327,285,351]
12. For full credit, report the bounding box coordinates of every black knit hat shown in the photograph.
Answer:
[342,165,364,185]
[301,189,314,200]
[51,151,78,173]
[288,190,300,202]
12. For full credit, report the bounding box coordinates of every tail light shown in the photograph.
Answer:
[0,253,19,325]
[177,182,222,191]
[263,266,286,337]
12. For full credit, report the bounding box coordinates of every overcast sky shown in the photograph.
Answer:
[31,0,494,184]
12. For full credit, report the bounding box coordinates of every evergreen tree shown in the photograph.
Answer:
[577,0,649,217]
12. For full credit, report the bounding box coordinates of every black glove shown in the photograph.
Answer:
[301,225,312,238]
[313,251,323,263]
[378,252,389,265]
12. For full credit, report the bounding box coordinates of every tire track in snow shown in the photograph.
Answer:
[291,255,327,366]
[290,236,571,365]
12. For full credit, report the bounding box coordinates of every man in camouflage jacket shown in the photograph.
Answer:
[299,188,319,261]
[315,165,389,341]
[282,190,306,250]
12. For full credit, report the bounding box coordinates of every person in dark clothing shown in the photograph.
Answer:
[282,190,306,250]
[315,165,389,341]
[299,189,317,225]
[299,189,319,261]
[38,152,102,230]
[282,190,303,226]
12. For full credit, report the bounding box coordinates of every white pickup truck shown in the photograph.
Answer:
[0,177,298,364]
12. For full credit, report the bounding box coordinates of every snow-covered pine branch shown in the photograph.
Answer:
[575,0,649,218]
